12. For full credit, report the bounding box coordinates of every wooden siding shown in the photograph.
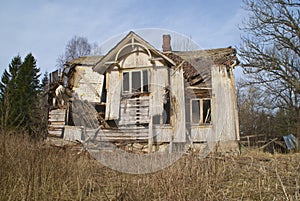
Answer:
[153,125,172,142]
[170,67,186,142]
[190,126,213,142]
[121,51,153,68]
[211,65,239,141]
[63,126,82,141]
[84,126,173,143]
[85,127,149,142]
[119,96,150,125]
[73,66,104,102]
[152,66,169,116]
[48,109,66,137]
[105,67,121,120]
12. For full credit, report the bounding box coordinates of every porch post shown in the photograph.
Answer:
[148,93,153,153]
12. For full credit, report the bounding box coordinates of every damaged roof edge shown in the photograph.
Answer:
[66,55,103,66]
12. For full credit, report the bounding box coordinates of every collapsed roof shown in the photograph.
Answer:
[62,32,239,91]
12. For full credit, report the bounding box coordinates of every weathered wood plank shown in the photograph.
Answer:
[48,126,64,130]
[211,65,239,141]
[119,96,150,125]
[73,66,104,102]
[170,67,186,142]
[100,129,148,133]
[48,130,63,136]
[48,109,66,123]
[94,136,149,141]
[105,67,121,120]
[152,66,168,116]
[48,121,65,125]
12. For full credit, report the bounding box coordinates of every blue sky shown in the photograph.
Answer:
[0,0,247,77]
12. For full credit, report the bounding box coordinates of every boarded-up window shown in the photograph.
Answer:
[191,99,211,125]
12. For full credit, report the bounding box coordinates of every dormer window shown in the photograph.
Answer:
[122,69,149,94]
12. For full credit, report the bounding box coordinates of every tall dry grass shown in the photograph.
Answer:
[0,133,300,200]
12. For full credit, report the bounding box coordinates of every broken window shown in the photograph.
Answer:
[122,69,149,94]
[153,89,171,125]
[191,99,211,125]
[203,99,211,123]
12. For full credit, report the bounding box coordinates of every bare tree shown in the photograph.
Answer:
[65,36,91,61]
[239,0,300,136]
[56,36,101,69]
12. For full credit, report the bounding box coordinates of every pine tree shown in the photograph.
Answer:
[14,53,41,136]
[41,71,49,89]
[0,69,11,100]
[0,56,21,100]
[0,54,43,137]
[0,56,22,132]
[39,71,49,139]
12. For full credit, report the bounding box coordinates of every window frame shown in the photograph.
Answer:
[122,69,150,95]
[190,98,212,126]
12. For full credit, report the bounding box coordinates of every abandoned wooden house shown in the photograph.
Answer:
[47,31,240,153]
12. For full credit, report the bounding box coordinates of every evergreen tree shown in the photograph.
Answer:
[41,71,49,89]
[0,54,43,137]
[0,56,22,132]
[14,53,41,136]
[39,71,49,139]
[0,56,21,100]
[0,69,11,100]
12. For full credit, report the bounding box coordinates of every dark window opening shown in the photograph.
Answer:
[142,70,149,92]
[132,71,141,93]
[122,70,149,94]
[203,99,211,124]
[152,91,171,125]
[101,75,107,102]
[191,99,211,125]
[163,90,171,124]
[191,100,200,124]
[122,72,129,92]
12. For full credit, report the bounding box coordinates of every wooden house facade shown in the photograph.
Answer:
[48,31,240,153]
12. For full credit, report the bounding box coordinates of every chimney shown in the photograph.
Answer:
[162,34,172,52]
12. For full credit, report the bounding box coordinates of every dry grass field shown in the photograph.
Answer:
[0,133,300,201]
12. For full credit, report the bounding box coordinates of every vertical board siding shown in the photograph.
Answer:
[211,65,238,141]
[73,66,104,102]
[152,66,169,116]
[170,67,186,142]
[105,67,121,120]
